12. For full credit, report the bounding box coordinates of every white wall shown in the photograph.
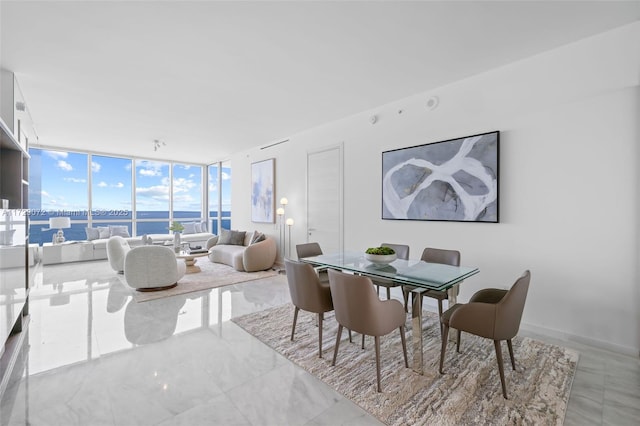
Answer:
[232,22,640,355]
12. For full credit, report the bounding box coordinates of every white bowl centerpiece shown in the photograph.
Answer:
[364,246,397,265]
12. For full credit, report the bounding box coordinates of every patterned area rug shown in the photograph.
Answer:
[233,304,578,425]
[132,260,279,302]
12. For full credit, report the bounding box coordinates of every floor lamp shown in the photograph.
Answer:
[285,218,294,259]
[278,197,288,258]
[277,208,285,258]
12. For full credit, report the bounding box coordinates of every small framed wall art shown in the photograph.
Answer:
[251,158,275,223]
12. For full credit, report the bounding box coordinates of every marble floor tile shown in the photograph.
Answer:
[1,259,639,426]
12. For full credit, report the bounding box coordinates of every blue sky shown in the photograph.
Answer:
[29,149,231,212]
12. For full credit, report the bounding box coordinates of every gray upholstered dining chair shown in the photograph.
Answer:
[328,268,408,392]
[296,242,323,259]
[296,242,328,282]
[402,247,460,336]
[284,258,334,358]
[372,243,410,300]
[439,270,531,399]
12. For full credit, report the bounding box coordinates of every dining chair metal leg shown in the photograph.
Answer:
[399,326,408,368]
[317,312,323,358]
[348,329,352,343]
[403,287,410,312]
[386,287,391,300]
[361,334,365,349]
[437,299,444,337]
[291,307,299,341]
[439,323,449,374]
[375,335,382,392]
[456,329,461,353]
[494,340,508,399]
[507,339,516,370]
[332,324,343,366]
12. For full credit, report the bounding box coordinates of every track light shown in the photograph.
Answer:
[153,139,166,151]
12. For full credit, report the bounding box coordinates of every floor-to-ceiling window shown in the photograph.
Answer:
[28,149,89,244]
[91,155,133,235]
[173,163,202,222]
[28,147,218,244]
[208,161,232,235]
[134,160,170,235]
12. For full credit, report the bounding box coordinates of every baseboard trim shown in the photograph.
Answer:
[521,321,639,358]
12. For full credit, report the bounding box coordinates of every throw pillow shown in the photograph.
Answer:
[97,226,110,239]
[250,231,266,245]
[183,222,197,234]
[85,227,100,241]
[109,225,130,238]
[194,222,202,233]
[229,230,246,246]
[200,221,208,232]
[216,229,232,245]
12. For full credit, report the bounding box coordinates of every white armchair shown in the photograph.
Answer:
[106,236,131,273]
[124,245,186,291]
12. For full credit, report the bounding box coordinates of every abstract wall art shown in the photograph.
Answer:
[382,131,499,223]
[251,158,275,223]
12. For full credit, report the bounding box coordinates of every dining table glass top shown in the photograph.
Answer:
[300,251,479,291]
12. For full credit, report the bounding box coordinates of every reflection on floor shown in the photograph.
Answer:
[1,260,639,425]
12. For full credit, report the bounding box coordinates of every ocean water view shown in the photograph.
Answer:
[28,210,231,245]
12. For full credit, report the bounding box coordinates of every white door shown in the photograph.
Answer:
[306,145,343,254]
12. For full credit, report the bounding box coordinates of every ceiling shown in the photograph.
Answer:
[2,1,639,164]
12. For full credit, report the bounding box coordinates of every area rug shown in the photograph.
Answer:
[232,304,578,426]
[132,260,279,303]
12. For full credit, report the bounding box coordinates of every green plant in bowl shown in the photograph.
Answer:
[365,246,396,255]
[365,246,397,266]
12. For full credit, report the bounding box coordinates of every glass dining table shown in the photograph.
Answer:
[300,251,479,374]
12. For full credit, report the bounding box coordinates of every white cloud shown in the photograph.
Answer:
[57,160,73,171]
[114,182,124,188]
[139,168,161,177]
[136,185,169,200]
[172,177,196,193]
[44,151,68,159]
[41,190,51,198]
[63,177,86,183]
[91,161,101,172]
[97,181,108,187]
[221,172,231,180]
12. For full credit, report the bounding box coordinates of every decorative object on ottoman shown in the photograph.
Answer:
[124,245,186,291]
[106,236,131,273]
[169,221,184,253]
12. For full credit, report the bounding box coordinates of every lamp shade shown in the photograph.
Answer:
[280,197,288,206]
[49,217,71,229]
[285,218,294,226]
[276,207,285,216]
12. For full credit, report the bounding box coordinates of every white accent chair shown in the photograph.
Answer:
[106,236,131,273]
[124,245,186,291]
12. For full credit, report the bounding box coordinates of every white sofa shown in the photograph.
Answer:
[43,232,215,265]
[92,232,214,260]
[207,231,277,272]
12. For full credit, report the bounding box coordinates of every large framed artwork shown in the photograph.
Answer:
[251,158,275,223]
[382,131,499,223]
